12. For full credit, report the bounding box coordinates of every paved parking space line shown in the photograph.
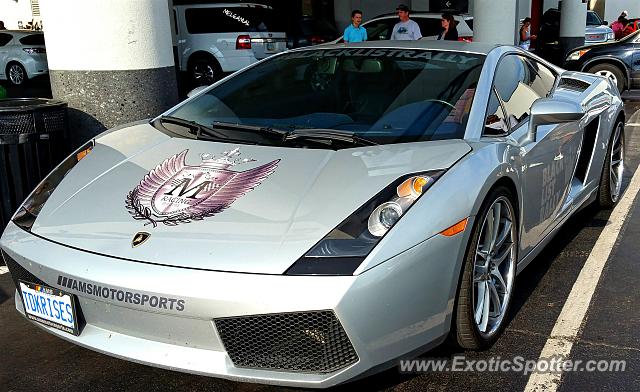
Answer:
[0,266,8,275]
[524,164,640,392]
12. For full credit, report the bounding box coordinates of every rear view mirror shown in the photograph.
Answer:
[528,98,584,142]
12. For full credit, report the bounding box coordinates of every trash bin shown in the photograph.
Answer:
[0,98,69,229]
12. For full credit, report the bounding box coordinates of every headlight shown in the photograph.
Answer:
[12,140,94,231]
[566,49,590,61]
[285,171,444,276]
[607,31,614,40]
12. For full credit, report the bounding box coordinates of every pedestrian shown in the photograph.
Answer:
[519,17,536,50]
[437,13,458,40]
[611,15,627,40]
[343,9,367,43]
[0,21,6,30]
[391,4,422,40]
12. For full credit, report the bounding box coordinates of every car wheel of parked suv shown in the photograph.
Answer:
[7,62,27,86]
[189,57,221,87]
[588,63,625,92]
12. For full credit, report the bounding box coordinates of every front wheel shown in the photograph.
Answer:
[597,121,625,208]
[588,63,625,92]
[452,186,518,350]
[7,63,27,86]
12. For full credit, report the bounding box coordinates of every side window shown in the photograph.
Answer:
[364,20,393,41]
[524,57,557,97]
[493,55,541,128]
[485,89,510,135]
[0,33,13,47]
[416,18,442,37]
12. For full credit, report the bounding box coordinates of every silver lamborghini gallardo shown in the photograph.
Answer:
[1,41,625,388]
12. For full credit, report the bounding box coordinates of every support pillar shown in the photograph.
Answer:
[559,0,586,57]
[40,0,179,147]
[473,0,518,45]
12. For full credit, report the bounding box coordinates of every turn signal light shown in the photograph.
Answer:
[440,218,468,237]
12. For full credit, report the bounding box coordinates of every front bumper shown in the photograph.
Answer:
[1,220,467,388]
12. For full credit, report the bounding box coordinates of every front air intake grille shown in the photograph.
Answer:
[558,77,591,92]
[1,249,48,292]
[215,310,358,373]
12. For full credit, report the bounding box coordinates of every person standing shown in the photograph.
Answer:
[391,4,422,40]
[343,9,367,43]
[437,13,459,40]
[519,17,536,50]
[611,15,628,40]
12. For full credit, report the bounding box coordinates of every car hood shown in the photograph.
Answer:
[31,123,471,274]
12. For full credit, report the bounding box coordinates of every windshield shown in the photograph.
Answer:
[169,48,484,146]
[586,11,603,26]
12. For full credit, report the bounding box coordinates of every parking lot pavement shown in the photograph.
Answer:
[1,103,639,392]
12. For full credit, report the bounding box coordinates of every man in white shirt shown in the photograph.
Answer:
[391,4,422,40]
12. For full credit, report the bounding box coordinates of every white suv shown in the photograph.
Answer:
[0,30,48,86]
[173,3,287,86]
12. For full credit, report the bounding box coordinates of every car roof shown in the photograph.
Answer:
[174,2,271,8]
[0,30,43,34]
[303,40,497,55]
[371,12,473,20]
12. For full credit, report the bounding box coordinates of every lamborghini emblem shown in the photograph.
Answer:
[132,232,151,248]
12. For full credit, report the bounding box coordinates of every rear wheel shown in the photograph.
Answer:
[7,62,27,86]
[453,186,518,350]
[188,56,221,87]
[598,121,625,208]
[588,63,626,92]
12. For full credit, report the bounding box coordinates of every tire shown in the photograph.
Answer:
[7,62,27,86]
[597,121,625,208]
[188,56,221,87]
[452,186,518,350]
[587,63,626,92]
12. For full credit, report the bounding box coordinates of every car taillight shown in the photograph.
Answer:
[458,36,473,42]
[23,47,46,54]
[236,35,251,50]
[309,35,326,45]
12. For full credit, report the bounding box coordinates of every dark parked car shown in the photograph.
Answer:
[538,9,614,65]
[564,30,640,92]
[286,17,339,48]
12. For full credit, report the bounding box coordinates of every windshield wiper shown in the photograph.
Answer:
[211,121,289,138]
[159,116,229,139]
[284,129,377,147]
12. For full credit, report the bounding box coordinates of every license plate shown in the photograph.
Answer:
[19,281,79,336]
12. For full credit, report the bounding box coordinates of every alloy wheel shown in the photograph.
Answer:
[9,64,25,85]
[595,70,618,88]
[472,196,516,338]
[609,123,625,202]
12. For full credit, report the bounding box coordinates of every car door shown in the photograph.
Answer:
[632,34,640,89]
[487,55,576,256]
[0,33,14,79]
[362,18,394,41]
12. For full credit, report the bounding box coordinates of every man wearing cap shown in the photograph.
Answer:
[391,4,422,40]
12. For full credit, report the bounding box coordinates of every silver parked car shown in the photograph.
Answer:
[0,30,48,86]
[335,12,474,42]
[1,41,624,388]
[173,2,288,85]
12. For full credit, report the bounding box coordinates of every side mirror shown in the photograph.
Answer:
[187,85,209,98]
[528,98,584,142]
[603,20,608,25]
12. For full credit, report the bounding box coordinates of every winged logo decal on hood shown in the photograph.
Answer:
[126,148,279,227]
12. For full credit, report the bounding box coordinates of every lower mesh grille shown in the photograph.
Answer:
[215,310,358,373]
[1,249,48,292]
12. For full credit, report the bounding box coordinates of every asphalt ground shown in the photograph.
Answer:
[1,101,639,391]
